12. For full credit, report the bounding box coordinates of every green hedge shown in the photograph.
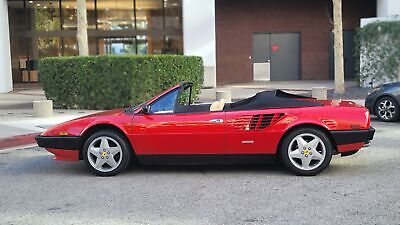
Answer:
[355,21,400,84]
[39,55,204,109]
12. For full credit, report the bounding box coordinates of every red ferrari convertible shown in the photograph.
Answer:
[36,81,375,176]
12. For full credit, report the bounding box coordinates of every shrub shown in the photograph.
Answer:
[355,21,400,85]
[39,55,204,109]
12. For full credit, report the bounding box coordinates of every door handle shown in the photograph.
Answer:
[210,119,224,123]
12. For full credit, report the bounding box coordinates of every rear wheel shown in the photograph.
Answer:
[375,97,399,122]
[280,128,332,176]
[83,130,131,176]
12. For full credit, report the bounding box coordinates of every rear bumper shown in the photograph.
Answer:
[330,128,375,145]
[35,135,81,150]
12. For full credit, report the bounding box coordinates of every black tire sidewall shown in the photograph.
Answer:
[375,97,400,122]
[280,128,333,176]
[83,130,131,176]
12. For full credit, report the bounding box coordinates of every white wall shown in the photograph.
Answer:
[182,0,216,88]
[377,0,400,17]
[0,0,13,93]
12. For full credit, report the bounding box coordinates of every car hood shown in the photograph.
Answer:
[73,108,124,120]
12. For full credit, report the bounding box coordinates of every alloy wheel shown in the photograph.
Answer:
[87,136,123,173]
[287,133,326,171]
[377,99,396,121]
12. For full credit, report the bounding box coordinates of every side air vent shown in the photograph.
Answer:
[228,113,285,130]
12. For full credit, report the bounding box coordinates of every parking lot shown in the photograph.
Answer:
[0,119,399,225]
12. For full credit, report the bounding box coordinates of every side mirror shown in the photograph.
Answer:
[142,105,151,114]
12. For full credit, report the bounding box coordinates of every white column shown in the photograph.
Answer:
[0,0,13,93]
[377,0,400,17]
[182,0,216,88]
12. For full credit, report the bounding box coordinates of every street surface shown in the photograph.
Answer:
[0,119,399,225]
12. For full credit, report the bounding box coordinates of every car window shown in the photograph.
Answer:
[149,88,179,114]
[178,86,191,106]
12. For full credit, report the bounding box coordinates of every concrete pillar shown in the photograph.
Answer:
[183,0,216,88]
[0,0,13,93]
[216,90,232,103]
[33,100,53,117]
[312,87,328,100]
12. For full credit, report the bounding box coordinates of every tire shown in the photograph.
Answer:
[280,128,333,176]
[375,96,399,122]
[82,130,132,176]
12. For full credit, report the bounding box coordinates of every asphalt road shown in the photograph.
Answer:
[0,119,399,225]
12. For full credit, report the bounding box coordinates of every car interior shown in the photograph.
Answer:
[148,82,322,115]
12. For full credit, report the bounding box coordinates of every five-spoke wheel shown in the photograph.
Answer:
[83,130,131,176]
[375,97,399,122]
[281,128,332,176]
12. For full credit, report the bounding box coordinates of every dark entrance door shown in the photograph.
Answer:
[252,33,300,81]
[329,30,356,80]
[270,33,300,81]
[252,34,271,81]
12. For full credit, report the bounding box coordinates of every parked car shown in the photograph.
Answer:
[36,81,375,176]
[365,82,400,122]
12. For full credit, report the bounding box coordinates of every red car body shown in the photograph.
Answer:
[36,82,375,175]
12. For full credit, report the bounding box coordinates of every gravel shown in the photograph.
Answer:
[0,120,399,225]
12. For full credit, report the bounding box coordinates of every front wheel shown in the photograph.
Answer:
[280,128,332,176]
[83,130,131,176]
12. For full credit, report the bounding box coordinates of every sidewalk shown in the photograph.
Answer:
[0,88,99,150]
[0,80,366,150]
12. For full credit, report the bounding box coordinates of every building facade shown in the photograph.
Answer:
[0,0,398,93]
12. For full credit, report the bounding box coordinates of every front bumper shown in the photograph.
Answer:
[330,128,375,145]
[35,135,82,150]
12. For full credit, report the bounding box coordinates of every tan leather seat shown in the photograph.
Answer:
[210,99,225,111]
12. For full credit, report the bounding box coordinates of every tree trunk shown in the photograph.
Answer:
[333,0,345,94]
[77,0,89,56]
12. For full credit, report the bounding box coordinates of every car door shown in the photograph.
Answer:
[131,88,226,155]
[224,109,284,154]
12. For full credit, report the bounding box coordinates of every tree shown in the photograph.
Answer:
[77,0,89,56]
[332,0,345,94]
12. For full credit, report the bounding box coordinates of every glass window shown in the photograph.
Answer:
[62,37,79,56]
[150,88,179,114]
[136,0,163,30]
[25,1,61,31]
[163,35,183,54]
[8,1,28,31]
[61,0,96,30]
[148,35,163,54]
[37,37,61,58]
[136,35,148,54]
[97,0,135,30]
[89,37,98,55]
[164,0,181,29]
[99,37,136,55]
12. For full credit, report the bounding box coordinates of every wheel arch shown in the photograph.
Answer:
[373,94,399,111]
[277,123,338,155]
[80,124,135,160]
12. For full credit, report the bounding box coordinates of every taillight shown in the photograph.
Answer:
[365,110,371,128]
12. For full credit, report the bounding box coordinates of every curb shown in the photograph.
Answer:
[0,132,40,150]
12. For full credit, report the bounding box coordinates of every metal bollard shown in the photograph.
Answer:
[33,100,53,117]
[216,90,232,103]
[312,87,328,100]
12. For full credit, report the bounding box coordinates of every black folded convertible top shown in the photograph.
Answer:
[225,90,322,111]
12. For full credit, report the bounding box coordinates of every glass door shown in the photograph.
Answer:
[101,37,137,55]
